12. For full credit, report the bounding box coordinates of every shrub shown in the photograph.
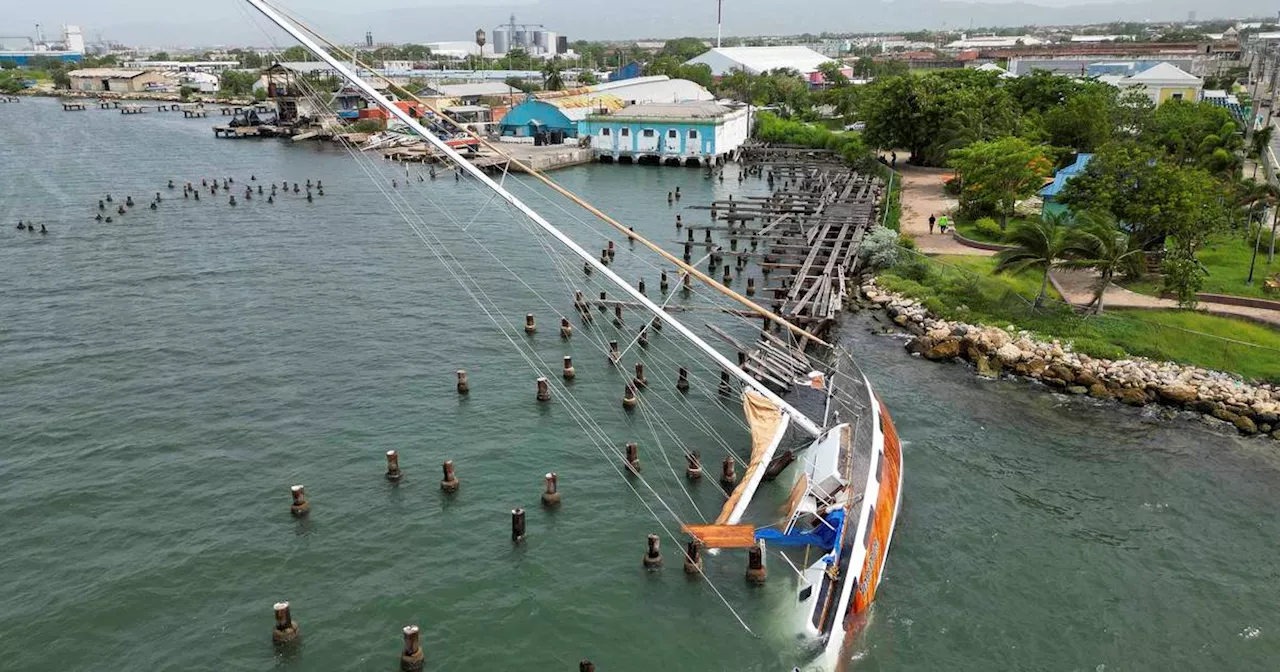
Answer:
[349,119,385,134]
[860,226,903,270]
[892,257,934,284]
[898,234,917,250]
[974,217,1003,239]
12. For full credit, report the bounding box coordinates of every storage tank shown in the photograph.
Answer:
[492,27,510,55]
[531,30,544,52]
[556,35,568,55]
[513,29,528,50]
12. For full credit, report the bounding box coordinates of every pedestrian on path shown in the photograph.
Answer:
[938,215,949,234]
[928,214,936,234]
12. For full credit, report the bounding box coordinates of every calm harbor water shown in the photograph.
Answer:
[3,96,1279,671]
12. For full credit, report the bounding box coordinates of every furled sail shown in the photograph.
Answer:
[683,391,790,548]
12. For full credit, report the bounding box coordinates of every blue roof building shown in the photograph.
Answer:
[1040,153,1093,217]
[609,61,643,82]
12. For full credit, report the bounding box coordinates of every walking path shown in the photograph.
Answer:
[1051,268,1280,327]
[895,164,993,256]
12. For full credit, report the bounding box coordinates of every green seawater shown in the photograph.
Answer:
[2,97,1278,671]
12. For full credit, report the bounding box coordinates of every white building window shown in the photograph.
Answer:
[1171,92,1184,101]
[688,130,699,139]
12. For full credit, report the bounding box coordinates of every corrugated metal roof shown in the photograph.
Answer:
[67,68,153,79]
[591,101,732,120]
[1040,153,1093,198]
[429,82,520,97]
[686,46,835,75]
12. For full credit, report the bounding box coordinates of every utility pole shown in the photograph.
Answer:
[717,0,723,49]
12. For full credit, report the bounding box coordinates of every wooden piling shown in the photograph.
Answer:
[683,273,692,291]
[613,304,623,327]
[746,544,767,584]
[272,601,300,645]
[637,278,646,295]
[676,367,690,393]
[746,277,756,296]
[524,313,537,334]
[625,442,640,473]
[563,356,576,380]
[385,450,403,483]
[683,540,704,574]
[622,383,638,410]
[608,340,621,363]
[675,214,682,229]
[511,507,526,543]
[660,270,669,293]
[290,485,309,517]
[633,362,647,389]
[541,472,561,507]
[400,625,424,671]
[686,451,702,480]
[440,460,460,492]
[536,377,552,402]
[580,661,595,672]
[456,370,469,395]
[560,317,573,339]
[721,456,737,488]
[598,291,608,312]
[719,371,733,396]
[638,328,649,348]
[643,534,663,569]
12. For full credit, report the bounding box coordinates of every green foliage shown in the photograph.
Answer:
[1059,211,1146,313]
[644,57,713,88]
[753,112,872,169]
[504,77,540,94]
[659,37,710,61]
[577,70,599,86]
[349,119,385,133]
[51,69,70,89]
[150,51,171,61]
[1042,89,1116,152]
[542,60,565,91]
[236,50,264,69]
[219,70,258,97]
[994,213,1074,307]
[279,46,315,62]
[711,69,812,117]
[860,226,904,270]
[0,70,26,94]
[372,44,432,63]
[948,137,1053,225]
[1160,252,1204,308]
[1144,100,1238,167]
[974,217,1004,240]
[0,60,17,70]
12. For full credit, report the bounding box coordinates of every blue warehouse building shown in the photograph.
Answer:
[582,101,750,167]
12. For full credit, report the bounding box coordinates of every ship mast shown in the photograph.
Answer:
[242,0,822,437]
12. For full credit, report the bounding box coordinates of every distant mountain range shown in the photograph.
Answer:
[91,0,1280,48]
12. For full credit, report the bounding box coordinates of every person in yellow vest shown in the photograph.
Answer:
[938,215,950,234]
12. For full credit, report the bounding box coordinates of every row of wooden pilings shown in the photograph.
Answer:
[278,444,764,668]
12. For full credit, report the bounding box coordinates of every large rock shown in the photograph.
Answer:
[995,343,1023,366]
[1119,388,1148,406]
[1045,363,1076,384]
[1074,371,1097,388]
[1067,385,1088,395]
[1025,358,1048,376]
[1157,384,1198,405]
[1233,414,1258,435]
[975,354,1000,378]
[923,338,961,361]
[1088,383,1113,399]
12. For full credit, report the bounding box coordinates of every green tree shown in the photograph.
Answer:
[948,137,1053,227]
[0,71,25,93]
[0,60,17,70]
[660,37,710,61]
[816,61,849,87]
[279,46,315,62]
[1060,212,1145,314]
[150,51,171,61]
[1042,90,1115,152]
[995,213,1073,308]
[238,50,264,69]
[1143,100,1236,165]
[577,70,599,86]
[542,60,565,91]
[51,69,70,89]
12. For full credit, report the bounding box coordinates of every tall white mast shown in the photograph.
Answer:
[242,0,821,437]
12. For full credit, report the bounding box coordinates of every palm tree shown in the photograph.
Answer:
[1060,212,1145,314]
[995,212,1072,308]
[1250,125,1275,177]
[542,61,565,91]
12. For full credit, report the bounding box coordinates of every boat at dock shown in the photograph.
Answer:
[242,1,903,667]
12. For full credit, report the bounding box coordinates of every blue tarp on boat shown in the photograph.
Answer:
[755,510,845,551]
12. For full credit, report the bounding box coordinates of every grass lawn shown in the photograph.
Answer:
[950,216,1038,245]
[932,254,1063,301]
[1120,232,1280,300]
[879,254,1280,382]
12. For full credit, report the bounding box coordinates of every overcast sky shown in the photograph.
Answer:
[8,0,1275,48]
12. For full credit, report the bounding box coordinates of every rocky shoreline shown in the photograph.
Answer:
[858,279,1280,440]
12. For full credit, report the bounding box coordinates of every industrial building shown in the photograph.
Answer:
[121,60,239,73]
[490,15,565,56]
[1007,57,1196,77]
[66,68,167,93]
[0,25,85,65]
[498,76,714,140]
[583,101,750,166]
[684,46,848,83]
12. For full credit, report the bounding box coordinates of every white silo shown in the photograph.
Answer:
[493,27,510,54]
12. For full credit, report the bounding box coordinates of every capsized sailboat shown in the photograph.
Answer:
[241,1,903,667]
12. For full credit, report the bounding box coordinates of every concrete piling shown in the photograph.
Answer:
[643,534,663,569]
[536,377,552,402]
[511,507,526,543]
[686,451,702,480]
[721,456,737,488]
[622,384,638,410]
[633,362,648,389]
[660,270,669,293]
[456,370,469,395]
[525,313,537,335]
[609,340,621,363]
[541,472,561,507]
[746,544,767,584]
[272,601,300,646]
[563,355,576,380]
[289,485,309,517]
[400,625,425,672]
[683,540,703,574]
[719,371,733,396]
[385,450,403,483]
[440,460,459,492]
[676,367,690,393]
[625,442,641,473]
[560,318,573,339]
